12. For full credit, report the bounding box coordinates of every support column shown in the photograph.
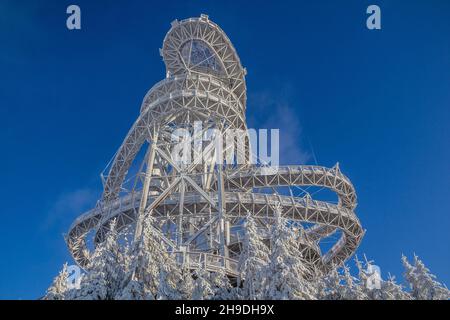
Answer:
[134,132,159,242]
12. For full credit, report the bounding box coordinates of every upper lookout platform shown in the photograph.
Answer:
[160,14,247,110]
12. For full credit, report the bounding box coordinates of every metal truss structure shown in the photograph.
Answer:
[66,15,364,278]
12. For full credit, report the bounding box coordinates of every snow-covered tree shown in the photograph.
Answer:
[45,214,449,300]
[175,264,195,299]
[317,257,411,300]
[238,213,270,300]
[156,255,195,300]
[116,278,145,300]
[354,256,408,300]
[44,263,70,300]
[354,255,383,300]
[316,264,366,300]
[117,239,147,300]
[134,217,163,298]
[316,266,343,300]
[402,254,449,300]
[121,215,181,299]
[209,268,233,300]
[264,206,316,300]
[72,219,128,300]
[379,274,411,300]
[192,266,214,300]
[156,261,181,299]
[341,264,367,299]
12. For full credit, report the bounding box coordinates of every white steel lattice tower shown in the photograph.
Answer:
[67,15,364,278]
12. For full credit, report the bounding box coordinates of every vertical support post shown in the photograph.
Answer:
[134,131,159,243]
[177,179,185,248]
[217,162,227,259]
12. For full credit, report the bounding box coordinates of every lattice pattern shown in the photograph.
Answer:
[66,15,364,278]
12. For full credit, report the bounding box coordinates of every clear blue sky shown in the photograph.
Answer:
[0,0,449,299]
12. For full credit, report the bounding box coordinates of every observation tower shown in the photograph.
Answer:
[66,15,364,278]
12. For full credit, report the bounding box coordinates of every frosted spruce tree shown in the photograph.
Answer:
[209,268,233,300]
[264,205,316,300]
[354,256,411,300]
[45,216,449,300]
[175,265,195,300]
[157,261,195,300]
[316,264,367,300]
[380,274,412,300]
[121,215,181,300]
[237,212,270,300]
[316,266,344,300]
[340,265,367,300]
[44,263,70,300]
[192,266,214,300]
[402,254,449,300]
[70,219,128,300]
[156,263,181,299]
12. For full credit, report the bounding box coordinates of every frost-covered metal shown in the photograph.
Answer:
[66,15,364,278]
